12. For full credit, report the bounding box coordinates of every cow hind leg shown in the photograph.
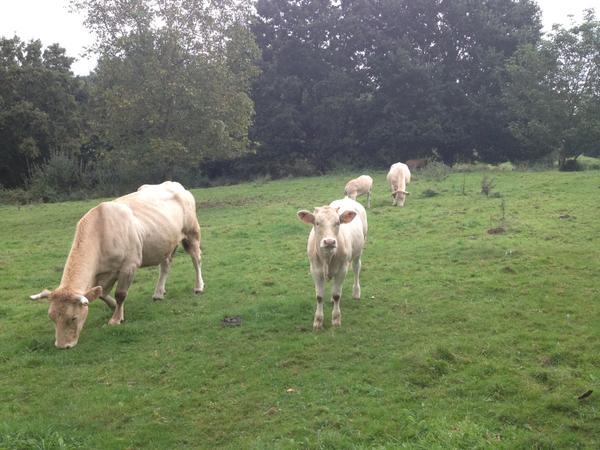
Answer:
[182,232,204,294]
[153,248,176,301]
[108,268,135,325]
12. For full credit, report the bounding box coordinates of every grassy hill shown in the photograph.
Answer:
[1,169,600,448]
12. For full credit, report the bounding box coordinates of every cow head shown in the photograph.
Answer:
[392,190,410,207]
[297,206,357,253]
[29,286,102,349]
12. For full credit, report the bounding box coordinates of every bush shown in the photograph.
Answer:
[26,151,89,202]
[559,159,582,172]
[418,161,452,181]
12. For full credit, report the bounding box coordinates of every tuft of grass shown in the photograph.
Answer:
[1,170,600,448]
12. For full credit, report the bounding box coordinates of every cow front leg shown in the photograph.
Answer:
[352,257,361,300]
[331,270,346,327]
[109,268,135,325]
[311,268,325,330]
[153,249,175,301]
[367,190,372,209]
[97,273,117,311]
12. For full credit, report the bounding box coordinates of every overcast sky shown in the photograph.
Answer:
[0,0,596,76]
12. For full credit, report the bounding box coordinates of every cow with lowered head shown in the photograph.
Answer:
[297,197,367,330]
[30,181,204,349]
[387,162,412,207]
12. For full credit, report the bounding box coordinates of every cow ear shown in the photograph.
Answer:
[297,210,315,224]
[84,286,103,302]
[340,210,357,224]
[30,289,52,301]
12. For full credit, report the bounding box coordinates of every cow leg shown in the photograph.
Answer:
[367,189,372,209]
[183,232,204,294]
[331,269,347,327]
[153,248,176,301]
[352,256,361,300]
[311,268,325,330]
[108,268,135,325]
[96,273,117,310]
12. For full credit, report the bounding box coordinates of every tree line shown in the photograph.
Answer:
[1,0,599,200]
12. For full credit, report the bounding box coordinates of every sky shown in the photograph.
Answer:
[0,0,597,76]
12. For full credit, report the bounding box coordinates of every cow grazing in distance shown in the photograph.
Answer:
[344,175,373,208]
[387,162,412,207]
[29,181,204,349]
[406,158,428,171]
[297,197,367,330]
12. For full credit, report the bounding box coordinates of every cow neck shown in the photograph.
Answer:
[59,212,101,293]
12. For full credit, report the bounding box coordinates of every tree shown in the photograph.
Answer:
[252,0,542,173]
[0,37,82,188]
[73,0,259,184]
[503,9,600,166]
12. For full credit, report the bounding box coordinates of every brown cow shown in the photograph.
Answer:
[405,158,428,171]
[29,181,204,349]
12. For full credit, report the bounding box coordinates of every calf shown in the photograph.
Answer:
[386,162,412,207]
[297,197,367,330]
[29,181,204,349]
[344,175,373,208]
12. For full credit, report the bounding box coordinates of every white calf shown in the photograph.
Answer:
[297,197,367,329]
[344,175,373,208]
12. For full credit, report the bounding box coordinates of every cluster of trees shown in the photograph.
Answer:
[1,0,599,198]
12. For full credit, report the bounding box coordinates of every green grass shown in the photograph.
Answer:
[1,170,600,449]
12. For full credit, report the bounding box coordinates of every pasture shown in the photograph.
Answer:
[1,169,600,449]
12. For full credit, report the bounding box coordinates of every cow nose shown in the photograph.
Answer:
[323,238,336,247]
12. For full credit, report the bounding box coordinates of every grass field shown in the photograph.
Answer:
[1,169,600,449]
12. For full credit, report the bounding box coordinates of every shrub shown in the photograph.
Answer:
[418,161,452,181]
[26,151,88,202]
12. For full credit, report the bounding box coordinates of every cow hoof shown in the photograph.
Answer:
[108,319,121,326]
[194,289,204,295]
[153,296,164,302]
[313,320,323,331]
[332,320,341,327]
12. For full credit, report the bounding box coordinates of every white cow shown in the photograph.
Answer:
[344,175,373,208]
[297,197,367,330]
[30,181,204,349]
[386,162,411,206]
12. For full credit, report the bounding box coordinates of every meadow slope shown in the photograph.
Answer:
[1,170,600,449]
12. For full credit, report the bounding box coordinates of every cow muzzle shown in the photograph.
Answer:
[55,340,77,349]
[320,238,337,249]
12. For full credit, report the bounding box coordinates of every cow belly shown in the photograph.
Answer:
[140,237,180,267]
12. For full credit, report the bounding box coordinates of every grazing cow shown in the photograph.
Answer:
[297,197,367,330]
[29,181,204,349]
[406,158,428,171]
[344,175,373,208]
[386,162,412,207]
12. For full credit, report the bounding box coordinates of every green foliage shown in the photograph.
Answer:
[75,0,260,180]
[503,10,600,166]
[2,170,600,447]
[252,0,542,171]
[0,37,82,188]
